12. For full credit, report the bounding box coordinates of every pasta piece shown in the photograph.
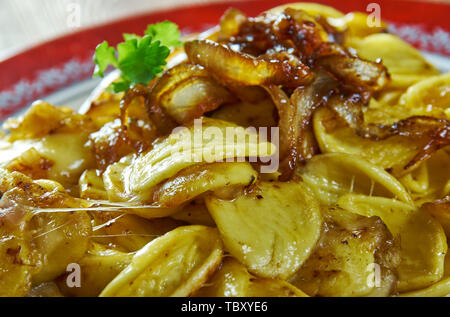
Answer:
[205,181,322,279]
[5,147,54,180]
[364,74,450,126]
[194,257,250,297]
[333,12,387,40]
[30,209,92,285]
[337,194,447,292]
[81,90,124,127]
[27,282,63,297]
[0,207,38,297]
[0,132,95,189]
[153,162,257,208]
[100,226,223,297]
[422,198,450,237]
[91,212,182,252]
[1,102,96,188]
[79,169,108,200]
[195,257,307,297]
[297,152,412,205]
[103,117,276,203]
[399,149,450,204]
[0,169,92,295]
[266,2,344,19]
[57,242,133,297]
[399,73,450,119]
[313,107,429,175]
[3,101,96,141]
[399,276,450,297]
[247,278,308,297]
[348,33,439,89]
[290,206,399,297]
[399,252,450,297]
[170,200,216,227]
[210,98,277,128]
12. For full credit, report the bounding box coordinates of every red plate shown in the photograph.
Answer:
[0,0,449,120]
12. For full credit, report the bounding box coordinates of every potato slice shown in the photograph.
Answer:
[99,225,223,297]
[297,152,412,205]
[57,242,133,297]
[153,162,257,207]
[349,33,439,88]
[195,257,307,297]
[337,194,447,292]
[205,181,322,279]
[313,107,428,175]
[103,117,276,203]
[290,206,399,297]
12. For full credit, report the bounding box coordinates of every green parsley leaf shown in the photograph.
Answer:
[145,21,182,48]
[93,41,118,77]
[93,21,181,92]
[110,77,132,93]
[117,35,170,84]
[122,33,142,42]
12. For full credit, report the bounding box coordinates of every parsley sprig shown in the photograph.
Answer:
[93,21,182,93]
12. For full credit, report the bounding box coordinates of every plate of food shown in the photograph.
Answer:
[0,0,449,298]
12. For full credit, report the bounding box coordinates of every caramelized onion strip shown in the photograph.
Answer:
[264,71,337,179]
[185,40,312,87]
[314,43,389,96]
[361,116,450,171]
[149,64,234,124]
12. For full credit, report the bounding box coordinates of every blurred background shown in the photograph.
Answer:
[1,0,449,61]
[0,0,239,61]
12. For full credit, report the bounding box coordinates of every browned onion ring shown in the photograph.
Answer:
[148,64,235,124]
[264,71,337,179]
[185,39,312,88]
[360,116,450,171]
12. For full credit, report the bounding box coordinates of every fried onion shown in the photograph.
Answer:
[148,64,235,124]
[185,40,312,87]
[264,71,337,179]
[360,116,450,171]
